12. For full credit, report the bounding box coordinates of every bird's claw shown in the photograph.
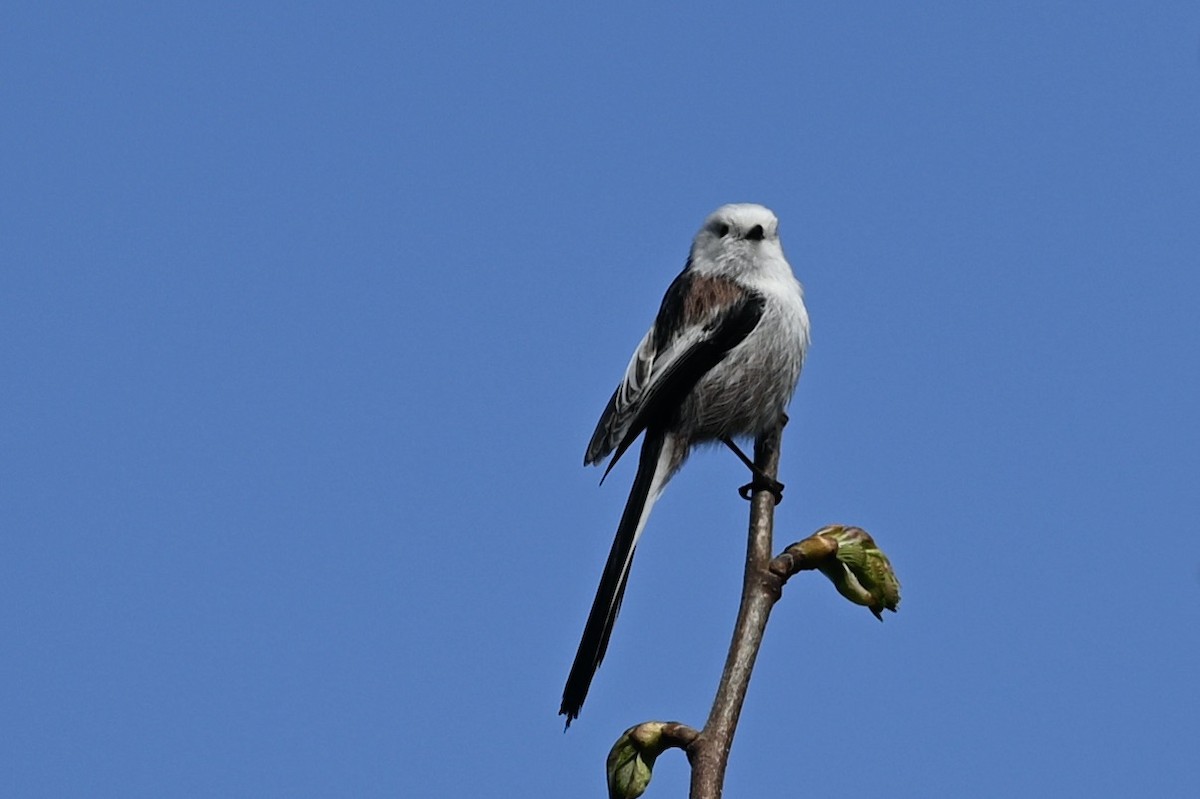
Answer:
[738,477,784,505]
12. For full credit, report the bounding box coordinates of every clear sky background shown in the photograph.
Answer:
[3,2,1199,796]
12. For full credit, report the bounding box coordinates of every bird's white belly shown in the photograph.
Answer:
[679,297,808,441]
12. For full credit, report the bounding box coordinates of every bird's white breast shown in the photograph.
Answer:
[680,260,809,441]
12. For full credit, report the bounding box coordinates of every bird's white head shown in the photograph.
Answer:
[689,203,785,278]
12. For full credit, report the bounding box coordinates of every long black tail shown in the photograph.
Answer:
[560,429,669,726]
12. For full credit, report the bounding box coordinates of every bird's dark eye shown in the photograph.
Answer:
[746,224,765,241]
[712,222,730,238]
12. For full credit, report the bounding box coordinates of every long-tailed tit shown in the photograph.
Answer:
[561,203,810,725]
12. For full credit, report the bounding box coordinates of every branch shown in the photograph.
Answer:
[601,431,901,799]
[688,422,785,799]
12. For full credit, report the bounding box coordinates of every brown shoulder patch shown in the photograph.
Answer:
[683,275,745,325]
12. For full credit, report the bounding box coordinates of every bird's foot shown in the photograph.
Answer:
[721,436,785,504]
[738,475,784,505]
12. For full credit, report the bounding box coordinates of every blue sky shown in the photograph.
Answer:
[3,2,1199,796]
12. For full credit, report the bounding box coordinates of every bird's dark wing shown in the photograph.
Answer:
[584,269,765,475]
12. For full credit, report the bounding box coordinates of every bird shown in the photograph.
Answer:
[561,203,810,726]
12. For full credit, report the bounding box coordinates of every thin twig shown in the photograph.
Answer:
[687,423,785,799]
[599,429,895,798]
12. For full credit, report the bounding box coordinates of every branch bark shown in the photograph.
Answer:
[687,423,785,799]
[599,427,898,799]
